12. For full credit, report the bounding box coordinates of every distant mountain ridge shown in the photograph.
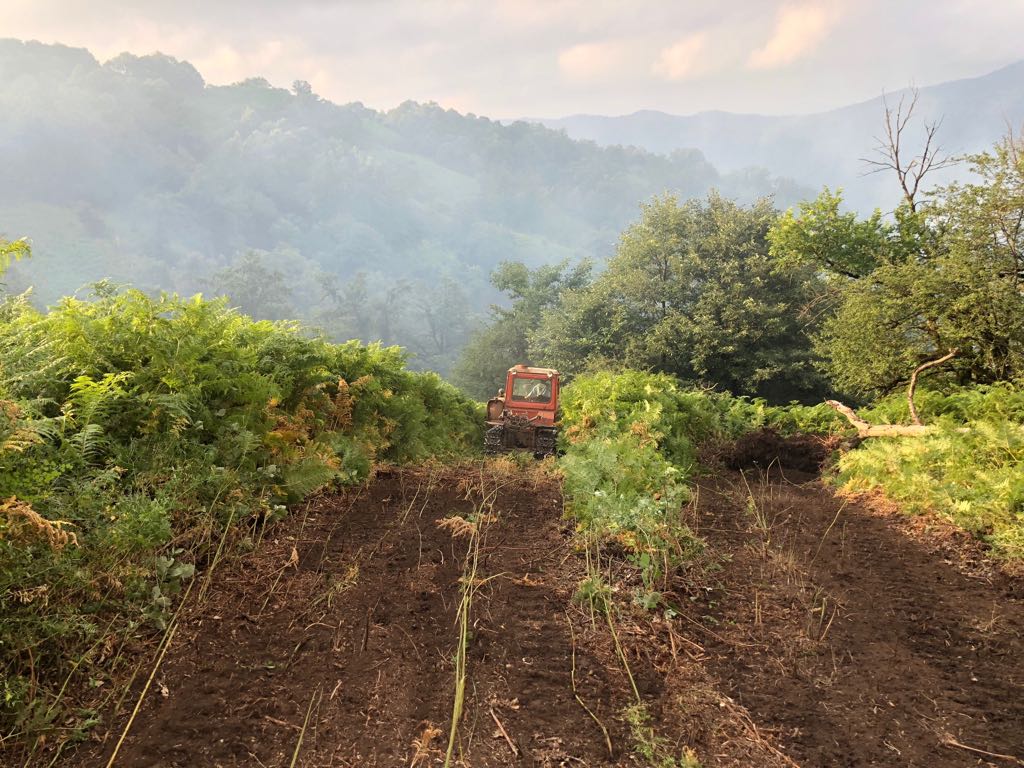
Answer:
[534,60,1024,212]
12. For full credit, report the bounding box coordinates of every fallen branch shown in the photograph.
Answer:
[908,349,957,425]
[825,400,935,438]
[941,734,1024,765]
[489,708,519,757]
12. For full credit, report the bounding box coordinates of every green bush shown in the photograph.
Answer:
[0,288,481,742]
[836,420,1024,559]
[559,371,1024,572]
[558,371,717,586]
[560,370,731,469]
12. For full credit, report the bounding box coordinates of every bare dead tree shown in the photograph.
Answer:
[861,88,956,211]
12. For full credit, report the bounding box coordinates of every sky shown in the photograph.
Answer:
[2,0,1022,118]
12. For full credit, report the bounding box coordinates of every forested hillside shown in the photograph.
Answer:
[457,128,1024,410]
[0,39,804,374]
[4,23,1024,766]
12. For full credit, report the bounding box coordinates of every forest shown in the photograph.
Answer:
[1,35,1023,768]
[0,39,804,375]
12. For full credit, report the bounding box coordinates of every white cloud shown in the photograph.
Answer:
[557,41,624,82]
[748,2,837,70]
[0,1,1018,117]
[653,32,708,81]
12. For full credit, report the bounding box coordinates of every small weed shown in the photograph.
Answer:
[574,574,612,615]
[624,702,701,767]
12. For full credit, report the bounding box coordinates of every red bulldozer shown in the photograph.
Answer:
[484,364,560,457]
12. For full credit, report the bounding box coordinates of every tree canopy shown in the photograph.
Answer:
[459,194,828,403]
[778,134,1024,398]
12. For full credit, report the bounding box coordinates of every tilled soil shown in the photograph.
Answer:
[65,461,1024,767]
[72,464,644,767]
[685,468,1024,768]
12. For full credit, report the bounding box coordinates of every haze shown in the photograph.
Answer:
[3,0,1022,118]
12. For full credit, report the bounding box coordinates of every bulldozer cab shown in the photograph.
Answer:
[493,365,558,421]
[485,365,560,456]
[509,375,553,404]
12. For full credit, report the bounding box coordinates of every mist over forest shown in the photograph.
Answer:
[536,60,1024,213]
[3,40,1022,378]
[4,10,1024,764]
[0,39,805,374]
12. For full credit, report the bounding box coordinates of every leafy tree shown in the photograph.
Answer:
[790,133,1024,397]
[315,270,375,342]
[206,251,295,321]
[452,259,591,399]
[532,194,826,402]
[410,275,478,373]
[940,133,1024,293]
[769,188,902,279]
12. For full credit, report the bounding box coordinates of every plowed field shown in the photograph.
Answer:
[65,461,1023,767]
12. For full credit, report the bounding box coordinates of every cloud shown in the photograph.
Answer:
[1,0,1018,118]
[557,41,624,82]
[748,2,837,70]
[653,32,707,81]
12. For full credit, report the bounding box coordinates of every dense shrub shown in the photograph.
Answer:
[559,371,1024,570]
[0,289,481,741]
[557,371,725,587]
[837,420,1024,560]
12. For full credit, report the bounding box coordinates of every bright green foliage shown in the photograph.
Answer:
[0,238,30,283]
[561,370,734,469]
[557,371,741,586]
[772,134,1024,398]
[838,383,1024,560]
[559,371,1024,570]
[837,420,1024,559]
[452,259,591,399]
[532,194,827,402]
[0,288,480,739]
[768,188,900,279]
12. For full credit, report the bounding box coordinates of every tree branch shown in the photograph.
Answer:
[859,88,955,211]
[825,400,934,437]
[907,348,957,425]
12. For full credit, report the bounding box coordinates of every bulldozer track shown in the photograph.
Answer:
[61,463,1024,767]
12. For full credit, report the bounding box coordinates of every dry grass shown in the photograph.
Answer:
[1,497,78,550]
[409,723,443,767]
[437,515,478,539]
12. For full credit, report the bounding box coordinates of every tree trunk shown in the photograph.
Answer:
[825,400,936,437]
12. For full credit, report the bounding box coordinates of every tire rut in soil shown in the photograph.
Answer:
[70,465,628,767]
[687,469,1024,768]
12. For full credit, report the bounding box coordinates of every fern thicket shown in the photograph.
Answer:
[0,288,481,746]
[559,370,1024,590]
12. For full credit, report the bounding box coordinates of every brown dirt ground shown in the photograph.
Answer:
[65,463,644,767]
[59,456,1024,768]
[683,466,1024,767]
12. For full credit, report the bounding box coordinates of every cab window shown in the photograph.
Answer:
[510,377,552,403]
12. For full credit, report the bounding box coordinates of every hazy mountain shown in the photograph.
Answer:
[0,39,809,372]
[535,61,1024,212]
